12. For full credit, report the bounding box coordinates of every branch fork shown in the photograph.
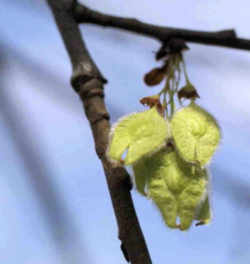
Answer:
[47,0,250,263]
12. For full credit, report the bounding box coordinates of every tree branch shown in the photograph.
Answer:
[46,0,152,263]
[74,3,250,51]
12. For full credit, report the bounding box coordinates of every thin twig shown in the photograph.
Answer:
[74,3,250,51]
[46,0,152,263]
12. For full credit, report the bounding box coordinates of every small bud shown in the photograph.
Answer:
[178,83,200,100]
[140,95,164,115]
[140,95,160,107]
[144,67,165,86]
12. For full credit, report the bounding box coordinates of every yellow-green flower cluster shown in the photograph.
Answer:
[107,103,220,230]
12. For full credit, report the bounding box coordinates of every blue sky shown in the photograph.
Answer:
[1,0,250,263]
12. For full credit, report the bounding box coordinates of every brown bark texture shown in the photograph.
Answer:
[47,0,152,263]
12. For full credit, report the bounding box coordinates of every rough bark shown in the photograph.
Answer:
[46,0,152,263]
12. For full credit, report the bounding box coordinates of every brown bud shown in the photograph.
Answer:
[144,67,165,86]
[178,84,200,100]
[140,95,164,115]
[140,95,160,107]
[156,39,189,60]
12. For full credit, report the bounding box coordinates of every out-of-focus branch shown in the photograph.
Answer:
[0,45,90,264]
[1,41,123,120]
[74,3,250,51]
[46,0,152,263]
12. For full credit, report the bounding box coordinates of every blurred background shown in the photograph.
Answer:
[1,0,250,263]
